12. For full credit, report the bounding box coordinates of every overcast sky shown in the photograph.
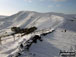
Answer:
[0,0,76,15]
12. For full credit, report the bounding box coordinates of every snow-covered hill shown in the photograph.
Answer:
[0,15,7,19]
[0,11,76,57]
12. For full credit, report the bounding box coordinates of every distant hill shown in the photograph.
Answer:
[0,15,7,19]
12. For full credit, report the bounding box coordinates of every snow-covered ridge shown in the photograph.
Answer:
[0,11,65,30]
[0,11,76,57]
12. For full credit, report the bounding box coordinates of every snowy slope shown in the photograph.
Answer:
[0,11,76,57]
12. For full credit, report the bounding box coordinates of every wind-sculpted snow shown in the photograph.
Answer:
[0,11,76,57]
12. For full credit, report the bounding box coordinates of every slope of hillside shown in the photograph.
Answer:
[0,11,76,57]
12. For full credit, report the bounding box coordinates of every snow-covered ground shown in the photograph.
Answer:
[0,11,76,57]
